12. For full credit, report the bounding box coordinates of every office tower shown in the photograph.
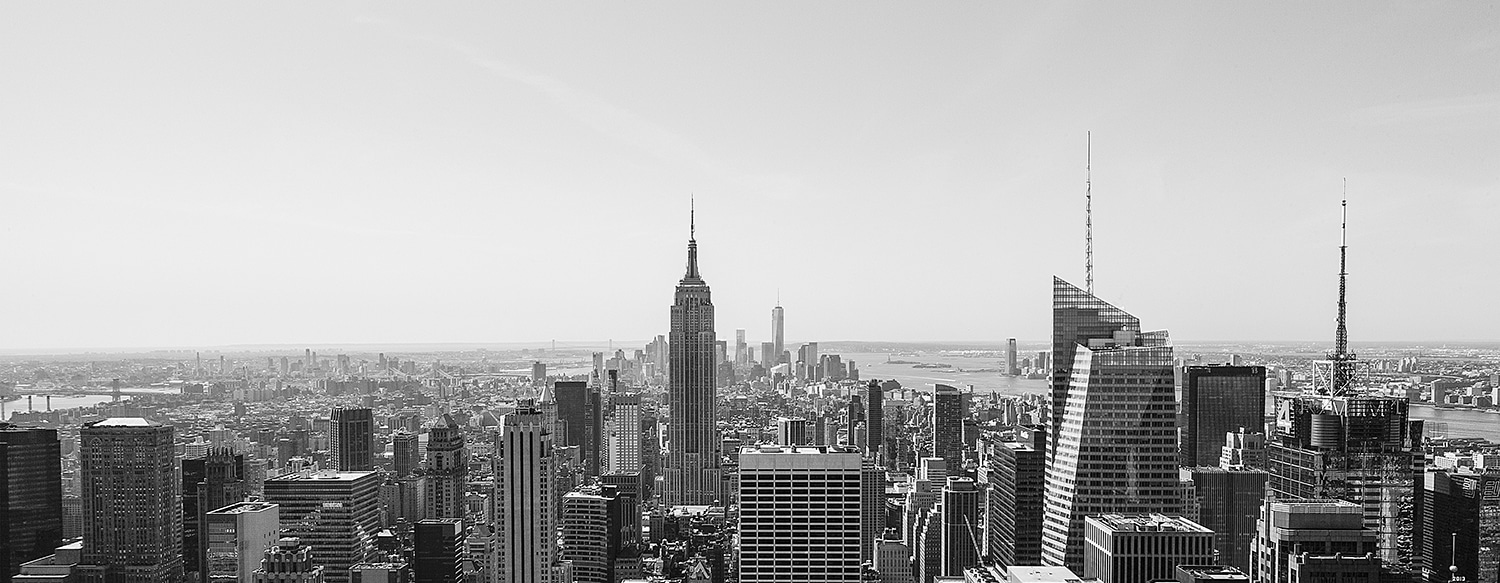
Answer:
[1416,468,1500,583]
[413,520,463,583]
[981,426,1045,567]
[1265,393,1417,568]
[607,395,642,475]
[776,418,808,446]
[204,502,279,583]
[391,432,419,477]
[759,342,775,367]
[77,418,181,583]
[866,380,884,463]
[0,424,61,577]
[422,415,465,520]
[497,408,554,583]
[735,329,747,366]
[263,471,382,583]
[941,477,982,577]
[252,538,324,583]
[861,462,885,564]
[915,507,942,583]
[1180,365,1266,467]
[1179,467,1265,572]
[932,384,963,471]
[184,448,248,583]
[663,214,720,507]
[1050,276,1140,457]
[738,445,862,583]
[553,381,587,450]
[1251,500,1379,583]
[1082,515,1214,583]
[330,408,375,472]
[771,304,784,367]
[1042,279,1178,570]
[1007,339,1019,375]
[559,494,608,583]
[531,362,545,388]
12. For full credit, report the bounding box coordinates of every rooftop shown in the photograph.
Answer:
[1088,514,1211,533]
[89,417,158,427]
[266,470,377,482]
[206,501,277,515]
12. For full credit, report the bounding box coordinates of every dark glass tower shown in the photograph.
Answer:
[865,380,884,463]
[932,384,963,471]
[0,424,61,577]
[182,448,246,583]
[413,519,464,583]
[664,210,720,506]
[1180,365,1266,467]
[554,381,588,449]
[330,407,374,472]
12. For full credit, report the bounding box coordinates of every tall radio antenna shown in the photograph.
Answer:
[1330,180,1356,395]
[1085,131,1094,295]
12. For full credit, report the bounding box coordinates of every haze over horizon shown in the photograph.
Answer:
[3,3,1496,350]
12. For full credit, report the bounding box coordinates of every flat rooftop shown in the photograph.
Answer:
[207,501,277,515]
[89,417,158,427]
[1088,514,1211,533]
[266,470,377,482]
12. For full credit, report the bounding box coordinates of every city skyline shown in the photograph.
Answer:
[3,3,1498,349]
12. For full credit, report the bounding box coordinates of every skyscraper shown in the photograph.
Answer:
[771,304,784,367]
[0,424,61,578]
[184,448,248,583]
[413,519,464,583]
[422,415,465,520]
[738,445,862,583]
[1007,338,1019,375]
[1042,279,1179,570]
[1415,467,1500,583]
[497,408,554,583]
[941,477,981,577]
[861,462,885,564]
[981,425,1045,568]
[663,210,720,507]
[330,408,374,472]
[263,471,382,583]
[78,418,182,583]
[932,384,963,471]
[1180,365,1266,467]
[391,431,419,477]
[1250,500,1379,583]
[865,380,884,463]
[553,381,587,451]
[204,502,280,583]
[1050,276,1140,457]
[1179,467,1266,573]
[735,329,747,366]
[559,494,609,583]
[607,395,642,475]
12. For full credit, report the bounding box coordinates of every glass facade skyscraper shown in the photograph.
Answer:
[1043,278,1179,570]
[1180,365,1266,467]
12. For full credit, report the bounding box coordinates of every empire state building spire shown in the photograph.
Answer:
[665,195,719,506]
[684,197,702,282]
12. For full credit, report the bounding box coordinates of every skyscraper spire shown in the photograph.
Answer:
[1085,131,1094,295]
[684,196,701,281]
[1330,183,1356,395]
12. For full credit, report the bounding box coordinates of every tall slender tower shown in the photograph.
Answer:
[497,408,554,583]
[664,203,721,507]
[423,414,466,520]
[771,304,784,368]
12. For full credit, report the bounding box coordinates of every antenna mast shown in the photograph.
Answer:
[1330,181,1356,395]
[1085,131,1094,295]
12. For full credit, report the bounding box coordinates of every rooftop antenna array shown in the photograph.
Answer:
[1085,131,1094,295]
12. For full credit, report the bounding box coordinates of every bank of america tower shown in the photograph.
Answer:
[663,209,722,506]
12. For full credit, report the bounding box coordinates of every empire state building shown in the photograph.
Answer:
[663,211,722,506]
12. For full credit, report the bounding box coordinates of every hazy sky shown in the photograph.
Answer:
[2,2,1497,350]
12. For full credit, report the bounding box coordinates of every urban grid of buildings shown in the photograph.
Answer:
[0,200,1498,583]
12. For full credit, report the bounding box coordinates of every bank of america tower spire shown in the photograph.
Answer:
[663,200,722,506]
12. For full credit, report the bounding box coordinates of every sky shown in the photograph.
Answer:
[1,2,1497,350]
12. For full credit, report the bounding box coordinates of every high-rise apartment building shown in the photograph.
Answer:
[932,384,963,471]
[422,417,466,521]
[496,408,554,583]
[204,502,280,583]
[1180,365,1266,467]
[0,424,61,578]
[663,217,721,507]
[1250,500,1379,583]
[738,445,862,583]
[941,477,982,577]
[1082,515,1214,583]
[771,304,784,367]
[1415,467,1500,583]
[330,408,374,472]
[607,395,642,475]
[1043,278,1179,571]
[184,449,248,583]
[263,471,382,583]
[413,519,463,583]
[1179,467,1265,572]
[78,418,182,583]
